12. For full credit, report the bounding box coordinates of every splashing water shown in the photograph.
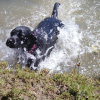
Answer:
[39,21,82,72]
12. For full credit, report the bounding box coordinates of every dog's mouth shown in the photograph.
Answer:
[6,37,21,48]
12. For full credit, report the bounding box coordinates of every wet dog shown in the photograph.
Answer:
[6,3,64,70]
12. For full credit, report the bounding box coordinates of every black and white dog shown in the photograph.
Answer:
[6,3,64,70]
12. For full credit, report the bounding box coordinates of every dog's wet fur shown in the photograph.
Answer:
[6,3,64,70]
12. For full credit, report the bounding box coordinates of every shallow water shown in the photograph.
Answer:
[0,0,100,77]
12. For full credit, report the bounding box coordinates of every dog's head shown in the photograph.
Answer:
[6,26,36,49]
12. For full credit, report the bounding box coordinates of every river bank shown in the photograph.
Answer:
[0,61,100,100]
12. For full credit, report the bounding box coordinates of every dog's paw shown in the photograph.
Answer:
[30,66,38,71]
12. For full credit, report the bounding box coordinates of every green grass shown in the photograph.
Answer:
[0,61,100,100]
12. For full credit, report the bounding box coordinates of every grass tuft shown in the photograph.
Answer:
[0,61,100,100]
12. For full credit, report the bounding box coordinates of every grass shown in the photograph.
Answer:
[0,61,100,100]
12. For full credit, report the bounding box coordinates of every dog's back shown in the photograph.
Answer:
[32,3,64,56]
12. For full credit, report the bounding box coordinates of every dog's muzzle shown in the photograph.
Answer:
[6,36,21,48]
[6,38,14,46]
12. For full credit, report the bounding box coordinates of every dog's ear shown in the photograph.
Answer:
[29,31,37,44]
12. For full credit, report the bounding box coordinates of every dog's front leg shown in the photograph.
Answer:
[27,58,38,70]
[16,48,27,68]
[18,52,27,68]
[26,53,38,70]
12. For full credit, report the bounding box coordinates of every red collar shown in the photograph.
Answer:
[29,44,36,53]
[29,32,37,53]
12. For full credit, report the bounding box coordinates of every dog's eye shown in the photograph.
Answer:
[21,35,25,39]
[18,33,25,39]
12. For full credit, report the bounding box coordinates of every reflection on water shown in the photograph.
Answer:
[0,0,100,78]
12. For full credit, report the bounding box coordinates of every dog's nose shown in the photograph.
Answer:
[6,38,14,46]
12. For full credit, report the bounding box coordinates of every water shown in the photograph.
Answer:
[0,0,100,78]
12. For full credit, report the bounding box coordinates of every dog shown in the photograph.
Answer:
[6,3,64,70]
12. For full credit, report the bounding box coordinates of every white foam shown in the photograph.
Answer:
[39,21,82,72]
